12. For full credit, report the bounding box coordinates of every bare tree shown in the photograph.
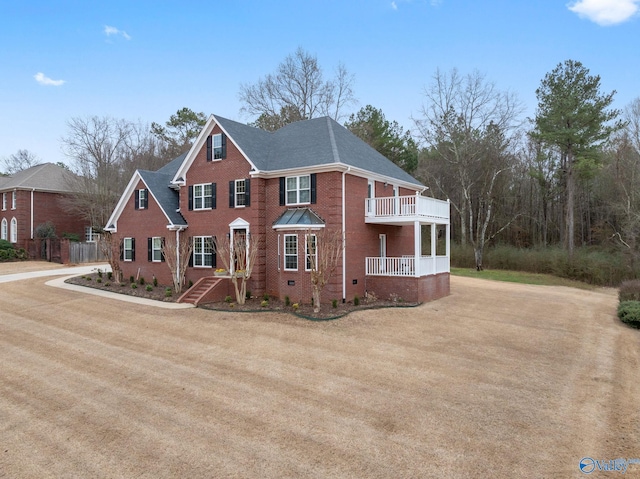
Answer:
[2,149,39,174]
[239,47,356,130]
[415,68,524,269]
[162,232,193,293]
[306,229,344,313]
[214,234,259,305]
[98,232,123,283]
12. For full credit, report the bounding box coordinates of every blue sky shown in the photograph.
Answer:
[1,0,639,167]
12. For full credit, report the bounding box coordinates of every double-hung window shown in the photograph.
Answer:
[11,191,16,210]
[284,234,298,271]
[2,192,6,210]
[305,234,317,271]
[194,184,213,210]
[151,237,163,262]
[123,237,135,261]
[286,175,311,205]
[85,226,99,242]
[213,134,223,159]
[136,189,148,209]
[193,236,214,267]
[235,179,246,207]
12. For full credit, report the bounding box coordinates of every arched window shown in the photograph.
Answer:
[10,217,17,243]
[1,218,7,240]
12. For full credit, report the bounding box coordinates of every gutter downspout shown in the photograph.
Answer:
[30,188,35,239]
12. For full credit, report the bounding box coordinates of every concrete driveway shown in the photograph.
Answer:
[0,262,638,478]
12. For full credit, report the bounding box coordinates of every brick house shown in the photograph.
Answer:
[106,115,450,304]
[0,163,87,247]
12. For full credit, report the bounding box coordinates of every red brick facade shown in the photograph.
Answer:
[111,117,450,305]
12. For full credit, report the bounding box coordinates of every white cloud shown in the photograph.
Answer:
[391,1,398,10]
[568,0,640,25]
[104,25,131,40]
[34,72,65,86]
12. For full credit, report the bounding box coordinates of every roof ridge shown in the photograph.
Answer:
[325,117,341,164]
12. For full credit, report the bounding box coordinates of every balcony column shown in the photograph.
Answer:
[431,223,437,275]
[414,220,421,277]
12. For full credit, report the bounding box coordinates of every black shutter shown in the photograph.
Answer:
[229,181,235,208]
[161,237,166,262]
[310,174,317,204]
[120,240,124,261]
[245,178,251,206]
[279,177,285,206]
[188,185,194,211]
[188,237,193,267]
[206,135,212,161]
[212,236,217,268]
[211,183,216,209]
[134,190,140,210]
[148,237,152,262]
[131,238,136,261]
[221,133,227,159]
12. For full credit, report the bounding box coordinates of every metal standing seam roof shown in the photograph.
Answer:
[273,208,325,227]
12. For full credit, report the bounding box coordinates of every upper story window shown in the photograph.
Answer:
[287,175,310,205]
[192,183,213,210]
[280,174,316,206]
[229,179,250,208]
[2,192,6,210]
[135,189,148,210]
[11,191,17,210]
[206,133,226,161]
[123,237,135,261]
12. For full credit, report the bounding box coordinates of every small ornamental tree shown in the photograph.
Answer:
[161,232,193,293]
[306,228,344,313]
[98,232,123,284]
[214,233,259,305]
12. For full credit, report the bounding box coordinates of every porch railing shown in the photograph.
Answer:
[365,256,450,277]
[365,195,450,221]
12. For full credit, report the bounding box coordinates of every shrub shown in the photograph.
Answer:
[153,277,158,287]
[619,280,640,302]
[332,299,338,309]
[120,283,125,287]
[263,293,270,301]
[165,288,173,298]
[86,276,92,281]
[107,272,113,280]
[354,295,360,306]
[246,290,252,300]
[188,280,193,288]
[261,300,269,307]
[0,239,14,251]
[96,278,102,283]
[146,285,153,292]
[292,303,299,311]
[104,282,110,287]
[62,232,80,242]
[617,301,640,328]
[225,295,233,303]
[131,283,137,289]
[34,221,56,239]
[139,277,145,285]
[129,275,135,284]
[285,295,291,307]
[97,270,103,278]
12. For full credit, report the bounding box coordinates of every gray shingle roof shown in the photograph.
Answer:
[214,115,423,186]
[0,163,77,192]
[139,153,187,226]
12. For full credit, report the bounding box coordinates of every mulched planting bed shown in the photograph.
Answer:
[65,273,420,319]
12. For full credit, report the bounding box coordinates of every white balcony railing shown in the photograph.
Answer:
[365,195,450,222]
[365,256,450,277]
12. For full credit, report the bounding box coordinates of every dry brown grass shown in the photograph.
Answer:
[1,264,638,478]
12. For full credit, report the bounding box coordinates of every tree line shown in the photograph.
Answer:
[3,49,637,280]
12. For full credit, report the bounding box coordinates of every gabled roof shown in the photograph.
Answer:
[273,208,325,230]
[0,163,77,193]
[173,114,423,187]
[105,154,187,231]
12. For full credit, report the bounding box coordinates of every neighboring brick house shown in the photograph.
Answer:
[106,115,450,304]
[0,163,87,247]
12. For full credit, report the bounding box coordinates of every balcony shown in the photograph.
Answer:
[365,255,450,277]
[365,195,450,225]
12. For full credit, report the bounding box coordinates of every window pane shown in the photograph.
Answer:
[286,177,297,190]
[299,189,310,203]
[287,190,297,204]
[213,134,222,148]
[299,175,310,189]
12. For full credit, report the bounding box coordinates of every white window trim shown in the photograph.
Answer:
[123,237,134,262]
[212,133,223,161]
[193,183,212,210]
[1,218,7,240]
[285,175,311,206]
[234,179,246,208]
[284,234,298,271]
[152,237,163,262]
[193,236,213,268]
[11,191,17,210]
[138,189,146,209]
[10,217,17,243]
[305,233,317,271]
[2,192,6,211]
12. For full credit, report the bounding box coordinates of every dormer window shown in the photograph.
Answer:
[135,189,148,210]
